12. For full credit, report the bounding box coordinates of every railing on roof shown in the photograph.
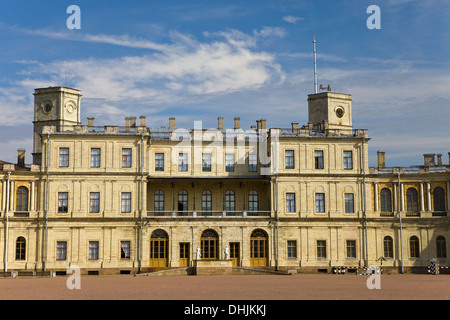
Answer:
[147,210,271,218]
[279,128,368,138]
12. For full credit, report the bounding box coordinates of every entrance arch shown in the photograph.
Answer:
[201,229,218,260]
[250,229,268,267]
[150,229,168,267]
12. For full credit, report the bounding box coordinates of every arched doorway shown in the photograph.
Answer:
[201,229,218,260]
[250,229,268,267]
[150,229,168,267]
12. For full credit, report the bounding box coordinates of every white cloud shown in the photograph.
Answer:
[282,15,304,24]
[253,27,286,38]
[24,29,284,106]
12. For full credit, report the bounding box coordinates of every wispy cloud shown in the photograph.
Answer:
[8,27,285,121]
[282,15,304,24]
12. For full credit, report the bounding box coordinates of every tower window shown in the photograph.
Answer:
[285,150,294,169]
[59,148,69,167]
[122,148,132,168]
[155,153,164,171]
[314,150,324,169]
[343,151,353,170]
[90,148,101,168]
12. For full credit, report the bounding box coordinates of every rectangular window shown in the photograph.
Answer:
[154,190,164,211]
[287,240,297,258]
[343,151,353,170]
[59,148,69,167]
[89,241,99,260]
[317,240,326,259]
[121,241,131,260]
[155,153,164,171]
[58,192,68,213]
[315,193,325,213]
[122,148,132,168]
[56,241,67,261]
[202,153,211,172]
[285,150,294,169]
[346,240,356,258]
[314,150,324,169]
[248,154,257,172]
[121,192,131,213]
[89,192,100,213]
[178,153,188,172]
[286,193,296,213]
[345,193,354,213]
[90,148,101,168]
[225,153,235,172]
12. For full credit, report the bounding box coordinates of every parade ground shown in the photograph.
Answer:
[0,273,448,300]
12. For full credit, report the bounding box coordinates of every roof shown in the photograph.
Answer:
[0,160,30,172]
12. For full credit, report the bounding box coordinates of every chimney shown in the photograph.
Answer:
[423,154,435,167]
[17,149,25,167]
[129,117,136,127]
[256,120,261,130]
[291,121,299,132]
[125,117,130,132]
[87,117,95,127]
[217,117,224,130]
[234,117,240,130]
[140,116,146,127]
[437,154,442,166]
[260,119,266,130]
[448,152,450,165]
[169,117,176,129]
[377,151,385,169]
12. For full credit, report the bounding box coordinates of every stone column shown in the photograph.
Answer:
[393,183,397,212]
[400,183,404,211]
[427,182,431,212]
[1,180,6,211]
[447,181,450,212]
[374,183,378,212]
[9,181,14,213]
[30,181,35,211]
[420,183,425,212]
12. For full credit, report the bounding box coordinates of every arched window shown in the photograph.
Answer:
[436,236,447,258]
[409,236,420,258]
[154,190,164,211]
[15,237,26,260]
[201,229,218,260]
[248,190,259,211]
[406,188,418,212]
[380,188,392,212]
[16,186,29,212]
[177,190,188,211]
[202,190,212,213]
[433,188,445,212]
[150,229,168,267]
[383,236,393,258]
[225,190,235,212]
[250,229,268,267]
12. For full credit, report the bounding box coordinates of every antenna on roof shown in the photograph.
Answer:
[313,37,318,94]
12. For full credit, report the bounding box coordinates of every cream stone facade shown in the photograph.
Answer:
[0,87,448,275]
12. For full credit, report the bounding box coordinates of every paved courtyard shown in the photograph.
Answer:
[0,274,448,300]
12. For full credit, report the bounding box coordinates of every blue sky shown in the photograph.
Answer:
[0,0,449,167]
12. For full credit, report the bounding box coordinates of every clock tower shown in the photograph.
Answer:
[307,91,353,134]
[32,87,82,165]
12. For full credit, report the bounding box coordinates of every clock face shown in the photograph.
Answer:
[44,104,53,113]
[335,107,344,118]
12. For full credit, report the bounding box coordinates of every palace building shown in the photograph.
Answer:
[0,86,448,275]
